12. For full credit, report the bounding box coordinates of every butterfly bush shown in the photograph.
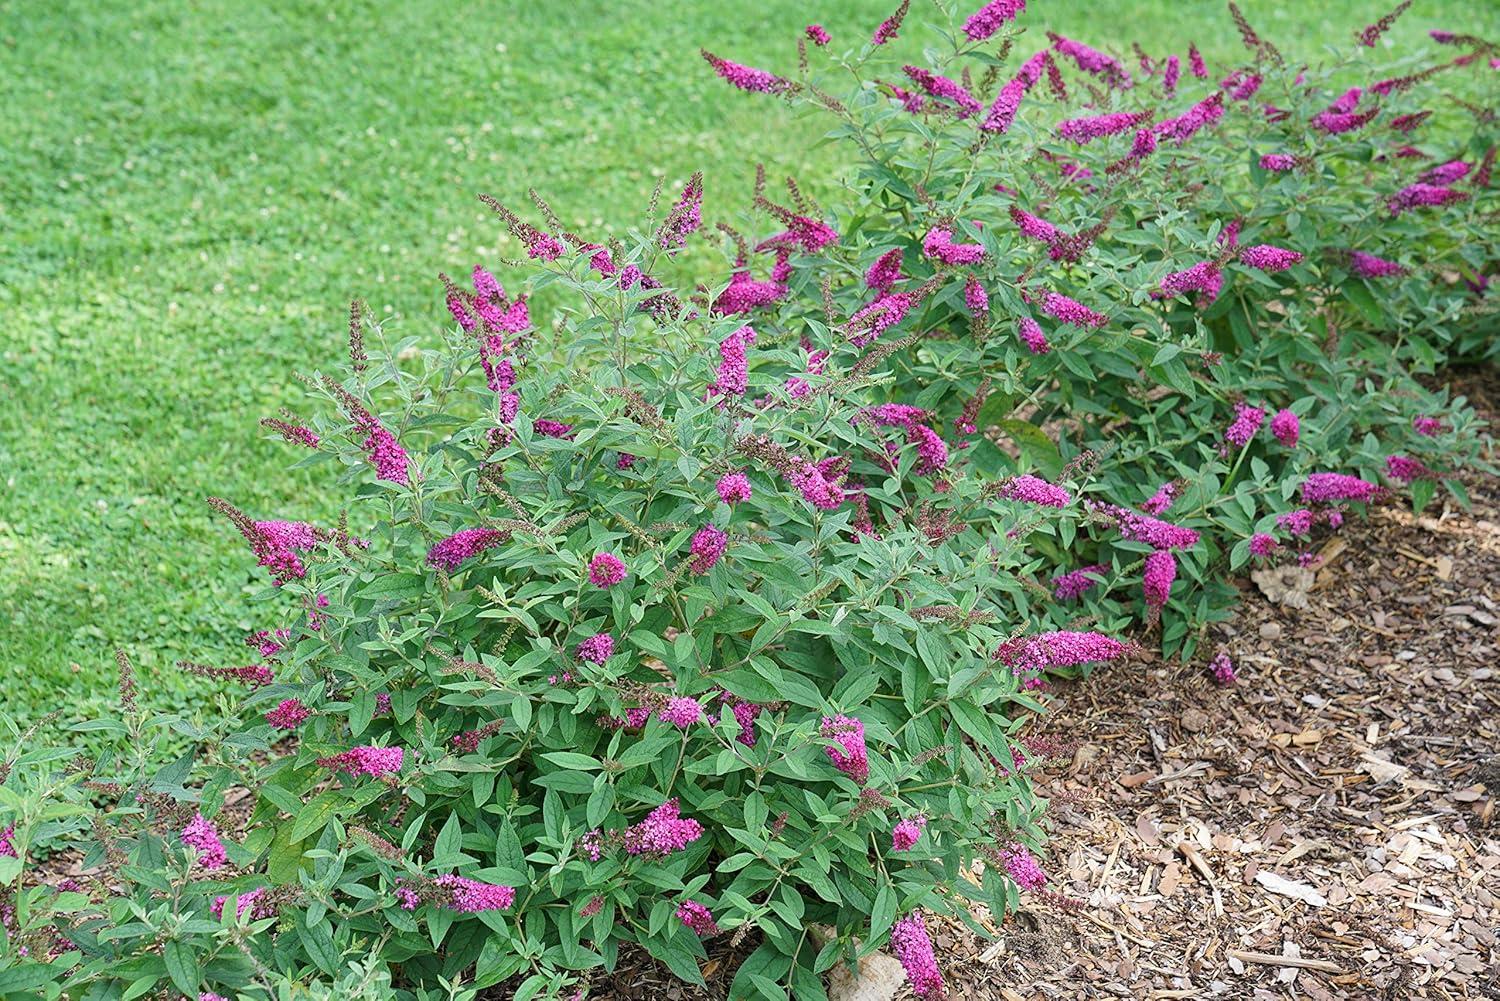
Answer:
[3,4,1495,1000]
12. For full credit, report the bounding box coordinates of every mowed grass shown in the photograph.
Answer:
[2,0,1494,739]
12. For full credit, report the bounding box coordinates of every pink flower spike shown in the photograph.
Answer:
[1348,251,1406,279]
[588,552,628,588]
[964,276,989,315]
[426,527,507,572]
[1271,409,1299,447]
[805,24,831,46]
[1009,205,1058,243]
[717,472,752,505]
[676,900,720,936]
[922,227,985,265]
[1301,472,1380,504]
[265,698,311,731]
[659,697,703,728]
[1001,841,1048,890]
[700,49,794,95]
[1016,317,1050,354]
[621,799,704,858]
[1249,533,1279,557]
[821,714,870,784]
[689,526,728,574]
[902,66,983,118]
[891,814,928,851]
[1040,291,1106,328]
[1052,565,1107,601]
[997,474,1070,508]
[577,633,614,665]
[1141,481,1177,516]
[317,745,404,778]
[1239,244,1303,272]
[866,248,904,292]
[963,0,1026,42]
[890,913,946,997]
[1143,550,1177,612]
[180,812,228,870]
[435,875,515,913]
[1225,403,1266,449]
[1386,183,1467,216]
[1385,454,1440,483]
[1057,111,1151,144]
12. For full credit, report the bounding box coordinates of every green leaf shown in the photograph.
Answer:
[162,940,199,996]
[357,572,427,600]
[995,419,1062,479]
[297,917,340,975]
[869,884,896,941]
[288,790,342,843]
[540,751,601,771]
[267,824,309,884]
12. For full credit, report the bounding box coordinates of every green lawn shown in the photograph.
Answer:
[2,0,1493,737]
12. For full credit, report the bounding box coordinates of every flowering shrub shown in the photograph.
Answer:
[2,3,1496,1000]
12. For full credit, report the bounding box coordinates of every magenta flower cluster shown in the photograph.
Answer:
[1350,251,1406,279]
[436,875,515,913]
[1249,533,1280,557]
[1225,403,1266,448]
[1210,651,1238,685]
[1053,565,1107,601]
[1016,317,1050,354]
[265,698,311,731]
[717,472,752,504]
[1143,550,1177,611]
[1057,111,1151,143]
[701,49,792,95]
[1271,408,1300,447]
[676,900,719,937]
[253,519,318,585]
[426,527,506,572]
[659,696,704,728]
[962,0,1026,41]
[1239,244,1303,272]
[1092,503,1201,550]
[866,248,904,293]
[577,633,614,665]
[689,525,728,574]
[1001,842,1048,890]
[821,714,870,784]
[921,226,985,265]
[1301,472,1380,504]
[318,745,404,778]
[1141,481,1177,515]
[891,813,927,851]
[890,913,945,997]
[997,474,1071,508]
[588,552,627,587]
[902,66,982,118]
[211,887,275,922]
[620,799,705,858]
[1040,291,1106,328]
[180,812,227,870]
